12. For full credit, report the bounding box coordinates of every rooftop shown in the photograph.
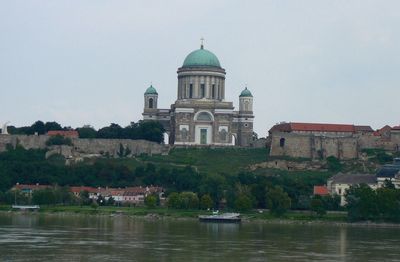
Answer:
[269,122,366,133]
[313,185,329,196]
[182,45,221,68]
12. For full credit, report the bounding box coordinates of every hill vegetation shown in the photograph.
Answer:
[2,145,399,222]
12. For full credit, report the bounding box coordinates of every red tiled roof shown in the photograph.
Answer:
[70,186,99,193]
[392,126,400,131]
[291,123,355,132]
[14,184,52,191]
[269,122,357,133]
[47,130,79,138]
[378,125,392,132]
[313,186,329,196]
[355,125,374,132]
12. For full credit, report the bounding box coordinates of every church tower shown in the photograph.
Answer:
[142,41,255,146]
[144,85,158,110]
[236,87,254,146]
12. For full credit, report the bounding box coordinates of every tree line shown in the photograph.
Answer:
[0,146,338,216]
[5,120,165,143]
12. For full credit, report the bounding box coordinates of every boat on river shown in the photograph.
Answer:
[198,212,241,223]
[11,205,40,211]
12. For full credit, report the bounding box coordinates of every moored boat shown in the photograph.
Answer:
[198,212,241,223]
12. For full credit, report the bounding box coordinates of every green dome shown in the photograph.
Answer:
[182,46,221,68]
[239,87,253,97]
[144,85,158,95]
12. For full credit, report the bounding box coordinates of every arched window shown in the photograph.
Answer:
[219,129,227,141]
[280,138,285,147]
[196,112,213,121]
[181,128,188,141]
[149,98,154,108]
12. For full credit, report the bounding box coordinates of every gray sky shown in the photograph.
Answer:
[1,0,399,136]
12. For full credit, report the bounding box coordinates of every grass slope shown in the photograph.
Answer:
[136,147,268,173]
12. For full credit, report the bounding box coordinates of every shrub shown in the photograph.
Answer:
[311,196,326,217]
[46,135,72,146]
[326,156,342,172]
[200,194,214,210]
[266,186,291,216]
[145,195,157,209]
[235,194,252,212]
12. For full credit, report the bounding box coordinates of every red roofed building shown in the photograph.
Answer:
[392,126,400,131]
[313,186,329,196]
[268,122,368,160]
[269,122,373,135]
[47,130,79,138]
[70,186,100,199]
[12,183,53,194]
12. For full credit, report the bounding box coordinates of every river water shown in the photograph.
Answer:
[0,213,400,261]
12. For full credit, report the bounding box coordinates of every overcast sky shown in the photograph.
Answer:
[1,1,399,136]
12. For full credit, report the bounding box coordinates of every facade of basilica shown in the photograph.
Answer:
[142,43,254,146]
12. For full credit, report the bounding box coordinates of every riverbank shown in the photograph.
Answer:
[3,204,400,227]
[0,205,378,226]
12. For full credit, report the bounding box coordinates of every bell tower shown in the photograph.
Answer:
[144,85,158,110]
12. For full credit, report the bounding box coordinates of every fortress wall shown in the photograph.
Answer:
[0,135,168,156]
[72,138,166,156]
[0,134,48,152]
[270,133,358,160]
[321,137,339,158]
[358,134,398,151]
[270,133,312,158]
[339,137,359,159]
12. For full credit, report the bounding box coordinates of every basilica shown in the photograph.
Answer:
[142,43,254,146]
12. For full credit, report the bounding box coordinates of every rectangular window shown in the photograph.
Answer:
[189,84,193,98]
[212,84,215,99]
[200,84,205,98]
[200,129,207,144]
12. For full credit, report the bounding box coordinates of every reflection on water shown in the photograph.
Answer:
[1,213,400,261]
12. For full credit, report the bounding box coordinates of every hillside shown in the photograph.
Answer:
[135,147,268,174]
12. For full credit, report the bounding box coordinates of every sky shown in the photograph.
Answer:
[1,0,399,137]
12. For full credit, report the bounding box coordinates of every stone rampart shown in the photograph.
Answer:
[0,134,168,157]
[270,130,400,160]
[270,132,358,160]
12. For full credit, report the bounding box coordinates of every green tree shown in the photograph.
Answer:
[376,187,400,222]
[31,121,46,135]
[266,186,291,216]
[44,121,63,132]
[311,196,326,217]
[179,192,199,209]
[200,194,213,210]
[76,126,97,138]
[326,156,343,172]
[346,184,379,221]
[145,195,157,209]
[46,135,72,146]
[32,188,56,205]
[167,192,181,209]
[97,123,124,139]
[235,194,252,212]
[79,190,91,205]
